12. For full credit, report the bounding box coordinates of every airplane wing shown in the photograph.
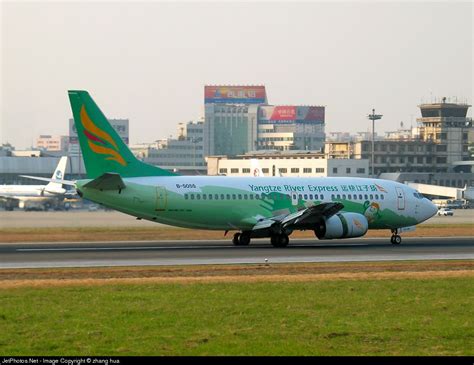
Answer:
[252,202,344,236]
[83,173,126,190]
[20,175,76,186]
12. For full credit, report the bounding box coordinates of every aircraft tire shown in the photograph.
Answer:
[232,233,241,246]
[271,234,289,248]
[239,231,251,246]
[391,235,402,245]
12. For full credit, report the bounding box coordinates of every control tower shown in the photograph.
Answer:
[417,97,472,172]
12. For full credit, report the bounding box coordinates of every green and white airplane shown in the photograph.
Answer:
[25,90,438,247]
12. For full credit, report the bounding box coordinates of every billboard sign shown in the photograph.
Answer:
[205,86,266,104]
[259,106,325,124]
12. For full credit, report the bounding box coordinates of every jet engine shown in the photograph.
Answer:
[314,212,368,239]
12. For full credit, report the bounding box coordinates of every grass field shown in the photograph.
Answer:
[0,261,473,356]
[0,223,472,243]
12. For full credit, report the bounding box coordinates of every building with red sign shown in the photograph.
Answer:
[204,85,268,156]
[257,105,326,152]
[204,85,326,156]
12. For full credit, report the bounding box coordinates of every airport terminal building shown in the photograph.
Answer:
[207,151,369,178]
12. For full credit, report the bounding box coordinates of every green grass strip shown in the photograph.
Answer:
[0,277,472,356]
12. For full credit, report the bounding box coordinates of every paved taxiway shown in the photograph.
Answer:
[0,237,472,269]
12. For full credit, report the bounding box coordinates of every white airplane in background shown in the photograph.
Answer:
[0,156,70,211]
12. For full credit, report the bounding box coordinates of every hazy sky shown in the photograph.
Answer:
[1,1,472,149]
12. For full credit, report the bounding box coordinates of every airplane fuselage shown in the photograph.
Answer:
[77,176,437,231]
[0,185,62,201]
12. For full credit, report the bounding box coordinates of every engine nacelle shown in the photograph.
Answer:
[315,212,368,239]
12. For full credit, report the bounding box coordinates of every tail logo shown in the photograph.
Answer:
[80,105,127,166]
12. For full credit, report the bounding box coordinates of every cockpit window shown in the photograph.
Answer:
[413,192,424,199]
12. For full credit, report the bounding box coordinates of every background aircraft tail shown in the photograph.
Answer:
[45,156,68,193]
[68,90,177,178]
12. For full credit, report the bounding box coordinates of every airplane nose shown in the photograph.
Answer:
[417,198,438,223]
[426,200,438,219]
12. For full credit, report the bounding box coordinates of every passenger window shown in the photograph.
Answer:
[304,194,308,200]
[197,194,201,200]
[298,194,303,200]
[244,194,248,200]
[381,195,384,200]
[184,194,188,200]
[255,194,260,200]
[359,194,363,200]
[370,194,373,200]
[215,194,219,200]
[342,194,346,200]
[375,194,379,200]
[250,194,254,200]
[309,194,313,200]
[220,194,224,200]
[337,194,341,199]
[232,194,237,200]
[364,194,368,200]
[320,194,324,200]
[202,194,207,200]
[238,194,242,200]
[331,194,335,200]
[348,194,351,200]
[209,194,213,200]
[226,194,230,200]
[190,194,195,200]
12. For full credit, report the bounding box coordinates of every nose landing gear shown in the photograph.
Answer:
[390,229,402,244]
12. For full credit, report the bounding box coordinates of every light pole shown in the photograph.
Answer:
[367,109,383,178]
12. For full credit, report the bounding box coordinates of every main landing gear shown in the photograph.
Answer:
[390,229,402,245]
[233,231,251,246]
[270,234,289,248]
[232,231,290,248]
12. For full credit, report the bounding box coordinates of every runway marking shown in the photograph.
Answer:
[16,243,370,252]
[17,245,234,252]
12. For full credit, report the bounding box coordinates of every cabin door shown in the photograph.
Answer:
[155,186,167,212]
[395,187,405,210]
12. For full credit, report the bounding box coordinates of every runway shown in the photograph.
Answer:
[0,236,473,269]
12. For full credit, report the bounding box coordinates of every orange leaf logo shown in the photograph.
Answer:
[80,105,127,166]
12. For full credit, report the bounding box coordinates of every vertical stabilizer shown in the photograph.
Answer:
[45,156,68,191]
[68,90,178,178]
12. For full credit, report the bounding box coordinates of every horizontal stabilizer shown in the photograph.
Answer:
[20,175,76,186]
[83,173,126,190]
